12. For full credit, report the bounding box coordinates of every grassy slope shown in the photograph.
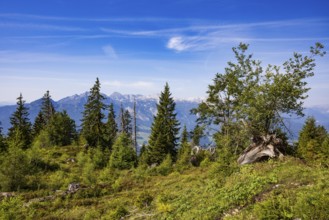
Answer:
[2,146,329,220]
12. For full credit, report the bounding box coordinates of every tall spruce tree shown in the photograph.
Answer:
[8,93,32,149]
[180,125,189,145]
[104,103,118,150]
[119,104,132,136]
[41,90,55,124]
[33,111,45,137]
[191,125,204,146]
[297,117,327,161]
[177,125,191,165]
[32,90,55,137]
[145,83,180,165]
[47,111,77,146]
[133,99,138,152]
[81,78,107,147]
[178,125,189,158]
[0,122,6,152]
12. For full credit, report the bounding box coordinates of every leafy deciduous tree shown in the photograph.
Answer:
[193,43,326,154]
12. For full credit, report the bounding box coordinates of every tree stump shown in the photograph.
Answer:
[237,134,284,165]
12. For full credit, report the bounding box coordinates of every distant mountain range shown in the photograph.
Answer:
[1,92,329,143]
[0,92,199,144]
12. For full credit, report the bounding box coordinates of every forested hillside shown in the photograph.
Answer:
[0,43,328,219]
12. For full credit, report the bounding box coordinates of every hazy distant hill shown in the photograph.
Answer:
[0,92,329,143]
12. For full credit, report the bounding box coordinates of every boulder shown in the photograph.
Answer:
[68,182,80,193]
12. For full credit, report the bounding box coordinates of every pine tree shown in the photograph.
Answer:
[133,99,138,152]
[81,78,107,147]
[41,90,55,124]
[47,111,77,146]
[8,93,32,149]
[109,132,137,169]
[145,83,180,165]
[297,117,327,161]
[319,136,329,166]
[32,90,55,137]
[104,103,118,150]
[177,125,191,166]
[0,122,7,152]
[119,104,132,136]
[191,125,204,146]
[33,111,45,137]
[181,125,189,145]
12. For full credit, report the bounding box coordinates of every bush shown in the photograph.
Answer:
[0,145,30,191]
[0,196,25,220]
[47,170,69,190]
[82,157,96,185]
[106,205,129,220]
[136,191,153,208]
[109,133,137,170]
[297,117,327,162]
[33,130,51,148]
[156,154,173,176]
[91,147,110,169]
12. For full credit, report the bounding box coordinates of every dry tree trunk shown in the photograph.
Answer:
[237,134,284,165]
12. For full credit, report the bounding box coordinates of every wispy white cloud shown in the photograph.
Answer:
[166,36,329,52]
[0,51,110,64]
[102,45,117,58]
[167,36,191,52]
[101,18,329,37]
[0,22,85,31]
[101,18,329,52]
[0,13,188,23]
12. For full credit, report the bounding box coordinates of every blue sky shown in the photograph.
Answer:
[0,0,329,106]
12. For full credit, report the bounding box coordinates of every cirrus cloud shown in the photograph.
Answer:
[166,36,191,52]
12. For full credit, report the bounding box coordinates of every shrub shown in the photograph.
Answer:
[156,154,173,176]
[33,130,51,148]
[109,133,137,170]
[0,196,25,220]
[0,145,30,191]
[136,191,153,208]
[106,205,129,220]
[82,156,96,185]
[297,117,327,162]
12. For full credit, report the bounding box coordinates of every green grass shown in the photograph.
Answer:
[1,145,328,219]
